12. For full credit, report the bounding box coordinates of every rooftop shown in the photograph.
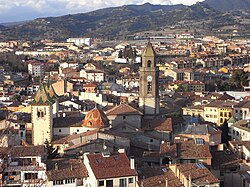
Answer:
[46,158,88,181]
[106,103,143,116]
[86,153,137,179]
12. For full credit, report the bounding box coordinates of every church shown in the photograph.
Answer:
[31,41,171,146]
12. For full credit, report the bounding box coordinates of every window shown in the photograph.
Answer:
[65,178,75,184]
[119,178,127,187]
[106,180,113,187]
[24,173,38,180]
[59,129,61,133]
[147,82,152,93]
[147,60,152,67]
[123,116,126,120]
[128,178,133,183]
[99,180,104,186]
[53,180,64,185]
[236,131,240,136]
[37,110,44,118]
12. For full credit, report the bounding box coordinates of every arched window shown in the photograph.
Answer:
[147,82,152,93]
[147,60,151,67]
[37,110,44,118]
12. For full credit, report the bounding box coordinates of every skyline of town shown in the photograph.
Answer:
[1,1,250,186]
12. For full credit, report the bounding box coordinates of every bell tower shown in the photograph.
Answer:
[31,82,54,145]
[139,41,160,116]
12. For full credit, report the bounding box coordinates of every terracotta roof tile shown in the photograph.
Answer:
[142,118,173,132]
[0,145,45,158]
[106,103,143,116]
[177,163,219,185]
[86,153,137,179]
[140,166,184,187]
[46,159,88,180]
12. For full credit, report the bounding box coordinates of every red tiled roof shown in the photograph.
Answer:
[106,103,143,116]
[142,118,173,132]
[86,153,137,179]
[177,163,219,184]
[179,141,212,159]
[140,167,184,187]
[0,145,44,157]
[46,159,88,180]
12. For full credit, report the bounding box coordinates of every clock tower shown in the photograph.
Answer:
[139,41,160,116]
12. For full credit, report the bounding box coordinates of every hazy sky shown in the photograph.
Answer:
[0,0,202,23]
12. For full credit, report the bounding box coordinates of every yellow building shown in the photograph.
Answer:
[204,100,236,126]
[182,105,204,120]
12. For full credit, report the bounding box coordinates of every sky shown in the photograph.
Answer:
[0,0,202,23]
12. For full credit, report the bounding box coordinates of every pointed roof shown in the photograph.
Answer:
[228,116,237,124]
[45,79,59,100]
[32,83,55,105]
[141,42,156,57]
[106,103,143,116]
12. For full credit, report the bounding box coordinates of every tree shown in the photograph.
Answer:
[220,120,229,145]
[230,69,248,89]
[12,94,21,101]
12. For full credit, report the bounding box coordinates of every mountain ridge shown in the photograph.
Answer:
[0,2,248,40]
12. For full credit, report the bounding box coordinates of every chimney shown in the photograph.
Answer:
[189,175,192,187]
[118,149,125,153]
[176,143,181,157]
[71,164,73,170]
[130,156,135,170]
[55,163,58,170]
[165,178,168,187]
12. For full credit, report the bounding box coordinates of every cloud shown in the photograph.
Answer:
[0,0,201,23]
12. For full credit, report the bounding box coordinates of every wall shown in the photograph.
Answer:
[107,115,141,129]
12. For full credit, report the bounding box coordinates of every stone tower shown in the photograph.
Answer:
[31,81,58,145]
[139,41,160,117]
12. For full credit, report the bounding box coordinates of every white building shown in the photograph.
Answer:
[46,158,89,187]
[1,146,47,187]
[67,38,92,46]
[230,120,250,141]
[28,62,45,77]
[80,69,105,82]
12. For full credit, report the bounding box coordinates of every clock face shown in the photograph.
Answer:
[147,75,153,82]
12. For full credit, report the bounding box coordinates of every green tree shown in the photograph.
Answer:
[220,120,229,145]
[12,94,21,101]
[230,69,248,89]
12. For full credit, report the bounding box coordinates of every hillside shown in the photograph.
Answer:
[0,2,245,40]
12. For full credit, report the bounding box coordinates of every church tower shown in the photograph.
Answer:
[139,42,160,116]
[31,82,55,145]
